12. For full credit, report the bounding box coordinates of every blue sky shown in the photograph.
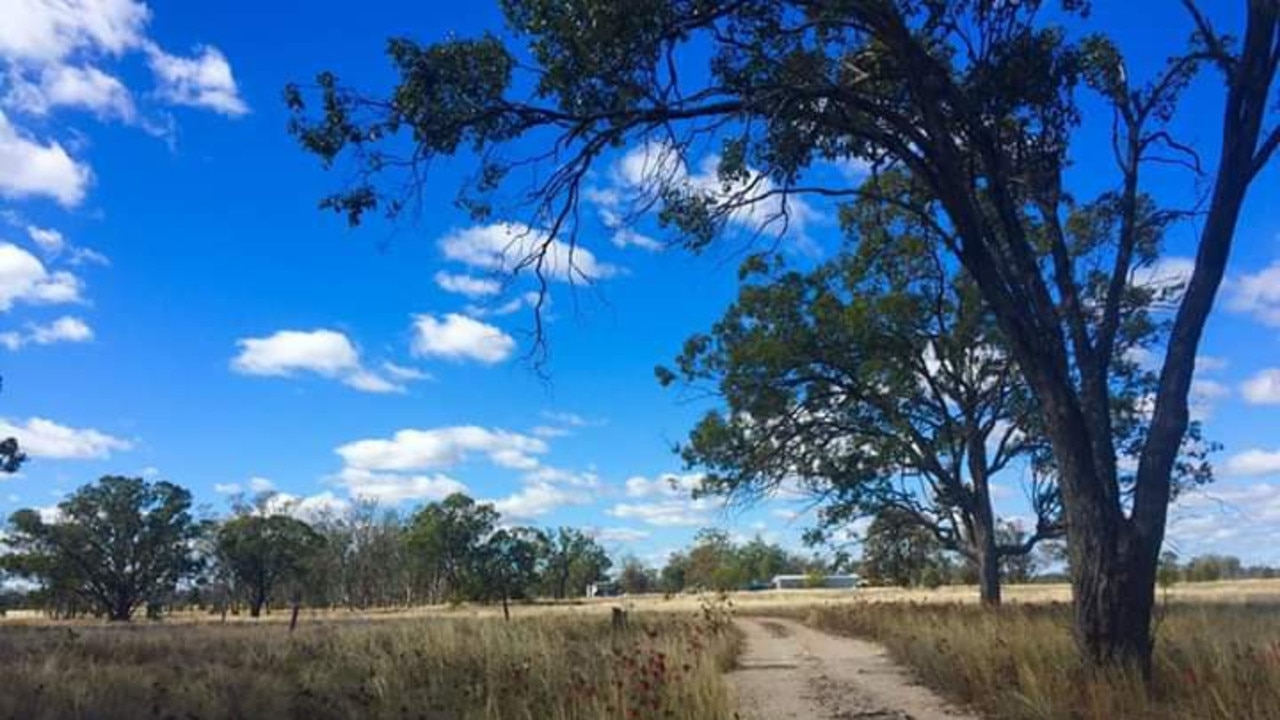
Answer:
[1,0,1279,569]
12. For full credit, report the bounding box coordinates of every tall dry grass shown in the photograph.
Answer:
[0,611,739,720]
[785,600,1280,720]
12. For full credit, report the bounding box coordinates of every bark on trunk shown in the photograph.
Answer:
[1070,522,1158,672]
[976,535,1001,607]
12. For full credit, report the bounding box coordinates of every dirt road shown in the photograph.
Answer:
[730,616,978,720]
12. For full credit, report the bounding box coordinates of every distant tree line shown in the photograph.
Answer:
[1158,551,1277,587]
[0,476,612,621]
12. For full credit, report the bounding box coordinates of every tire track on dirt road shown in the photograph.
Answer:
[730,616,977,720]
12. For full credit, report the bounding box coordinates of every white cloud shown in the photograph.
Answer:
[262,490,351,522]
[1227,261,1280,327]
[247,476,274,493]
[1197,355,1228,373]
[0,243,83,309]
[439,222,618,283]
[0,0,150,63]
[337,426,547,473]
[25,225,64,254]
[0,416,130,459]
[8,64,136,120]
[491,481,591,520]
[1168,483,1280,563]
[601,141,821,248]
[434,270,501,298]
[0,110,91,206]
[522,466,600,488]
[590,527,651,544]
[380,361,430,382]
[213,482,240,494]
[33,314,90,342]
[1222,449,1280,478]
[231,328,409,394]
[608,498,720,527]
[144,43,247,117]
[464,291,541,319]
[333,467,467,504]
[1131,256,1195,296]
[1241,368,1280,405]
[530,425,571,439]
[410,313,515,364]
[1,315,92,349]
[624,472,705,499]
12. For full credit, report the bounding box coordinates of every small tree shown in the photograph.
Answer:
[617,556,657,595]
[404,493,500,603]
[662,230,1063,605]
[540,527,611,599]
[859,508,946,588]
[478,526,545,620]
[3,476,200,621]
[216,513,324,617]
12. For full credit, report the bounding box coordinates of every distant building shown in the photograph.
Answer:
[586,581,621,598]
[770,574,860,590]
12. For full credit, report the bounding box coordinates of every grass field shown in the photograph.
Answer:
[766,584,1280,720]
[2,580,1278,719]
[0,608,740,720]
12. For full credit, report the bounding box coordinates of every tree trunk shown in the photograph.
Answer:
[976,533,1001,607]
[108,599,133,622]
[250,587,266,618]
[1070,520,1158,673]
[501,594,510,622]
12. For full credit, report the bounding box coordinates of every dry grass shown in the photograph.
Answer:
[0,610,740,720]
[777,599,1280,720]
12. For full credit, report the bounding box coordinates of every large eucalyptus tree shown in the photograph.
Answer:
[288,0,1280,669]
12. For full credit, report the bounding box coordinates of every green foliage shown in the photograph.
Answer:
[2,476,200,621]
[540,526,612,599]
[859,508,948,588]
[216,512,324,617]
[404,492,502,603]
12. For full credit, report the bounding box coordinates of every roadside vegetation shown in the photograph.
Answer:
[786,601,1280,720]
[0,610,740,720]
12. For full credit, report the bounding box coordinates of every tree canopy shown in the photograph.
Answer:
[3,476,200,621]
[288,0,1280,669]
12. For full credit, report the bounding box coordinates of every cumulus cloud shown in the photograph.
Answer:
[624,472,706,499]
[0,0,245,212]
[1131,256,1195,296]
[0,242,83,309]
[0,110,91,205]
[608,497,721,527]
[593,141,822,250]
[491,481,592,520]
[410,313,515,364]
[0,416,130,459]
[6,64,136,120]
[213,482,240,494]
[144,43,247,117]
[231,328,412,394]
[0,0,150,62]
[1227,261,1280,327]
[589,527,651,544]
[0,314,92,349]
[439,222,618,283]
[25,225,64,254]
[261,490,351,522]
[332,467,468,504]
[1242,368,1280,405]
[337,426,548,474]
[434,270,501,298]
[1222,449,1280,478]
[1168,483,1280,563]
